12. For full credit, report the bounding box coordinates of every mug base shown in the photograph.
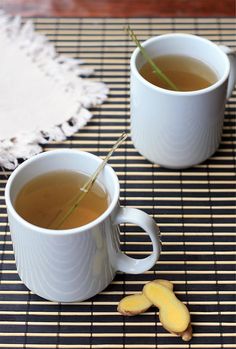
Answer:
[133,144,219,169]
[18,273,116,303]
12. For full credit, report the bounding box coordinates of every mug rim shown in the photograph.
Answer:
[5,149,120,236]
[130,32,230,96]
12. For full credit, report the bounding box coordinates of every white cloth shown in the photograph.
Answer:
[0,12,108,169]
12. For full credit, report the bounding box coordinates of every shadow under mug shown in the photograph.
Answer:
[130,33,236,169]
[5,150,161,302]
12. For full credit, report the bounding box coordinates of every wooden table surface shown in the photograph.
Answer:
[1,0,235,17]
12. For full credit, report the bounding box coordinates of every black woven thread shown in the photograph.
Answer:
[180,171,191,349]
[206,162,224,349]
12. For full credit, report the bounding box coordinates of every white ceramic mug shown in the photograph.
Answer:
[130,33,236,169]
[5,150,161,302]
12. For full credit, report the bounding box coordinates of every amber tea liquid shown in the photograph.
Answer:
[139,54,218,91]
[14,170,109,230]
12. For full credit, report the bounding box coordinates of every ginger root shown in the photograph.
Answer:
[153,279,173,291]
[117,293,152,316]
[143,281,192,341]
[117,279,173,316]
[181,323,193,342]
[117,279,192,341]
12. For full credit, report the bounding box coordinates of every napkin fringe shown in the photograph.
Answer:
[0,12,109,169]
[0,107,92,169]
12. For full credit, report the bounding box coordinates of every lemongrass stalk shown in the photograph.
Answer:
[126,26,178,91]
[48,132,127,229]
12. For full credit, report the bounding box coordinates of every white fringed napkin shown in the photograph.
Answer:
[0,12,109,169]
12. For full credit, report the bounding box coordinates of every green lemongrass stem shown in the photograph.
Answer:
[126,26,178,91]
[48,132,128,229]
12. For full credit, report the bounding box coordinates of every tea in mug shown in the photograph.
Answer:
[139,54,218,91]
[14,170,109,230]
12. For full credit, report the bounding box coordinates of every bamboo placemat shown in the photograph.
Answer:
[0,17,235,349]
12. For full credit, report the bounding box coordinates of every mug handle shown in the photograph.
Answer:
[112,206,161,274]
[219,45,236,99]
